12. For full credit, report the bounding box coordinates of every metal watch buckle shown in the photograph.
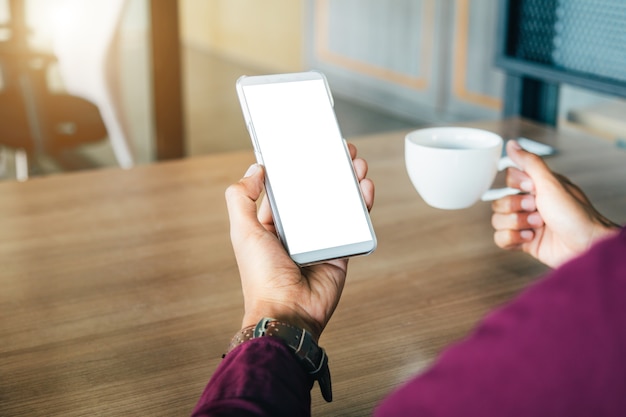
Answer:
[253,318,332,402]
[253,317,274,337]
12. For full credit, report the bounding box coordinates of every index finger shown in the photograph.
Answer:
[506,168,534,192]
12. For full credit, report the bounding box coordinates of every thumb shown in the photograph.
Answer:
[506,140,554,186]
[225,164,266,236]
[506,140,570,206]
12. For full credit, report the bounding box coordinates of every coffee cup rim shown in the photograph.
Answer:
[405,127,502,150]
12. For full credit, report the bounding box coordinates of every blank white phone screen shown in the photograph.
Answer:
[242,79,372,256]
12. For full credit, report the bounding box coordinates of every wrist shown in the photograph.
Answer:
[591,222,622,247]
[242,309,321,342]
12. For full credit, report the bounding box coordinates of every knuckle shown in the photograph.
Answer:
[494,229,517,249]
[491,196,515,213]
[493,230,508,248]
[224,183,241,200]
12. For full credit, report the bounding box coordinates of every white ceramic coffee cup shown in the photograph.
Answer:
[405,127,519,210]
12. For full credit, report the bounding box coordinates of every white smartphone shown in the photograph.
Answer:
[236,71,377,265]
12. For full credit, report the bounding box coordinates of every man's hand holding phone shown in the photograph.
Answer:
[225,143,374,341]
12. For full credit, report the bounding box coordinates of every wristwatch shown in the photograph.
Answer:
[227,317,332,402]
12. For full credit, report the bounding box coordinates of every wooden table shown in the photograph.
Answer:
[2,118,625,416]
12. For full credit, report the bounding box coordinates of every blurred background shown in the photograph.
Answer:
[0,0,624,181]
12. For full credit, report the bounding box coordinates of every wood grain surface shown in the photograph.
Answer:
[1,118,625,416]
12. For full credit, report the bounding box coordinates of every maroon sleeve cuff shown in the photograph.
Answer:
[191,337,314,417]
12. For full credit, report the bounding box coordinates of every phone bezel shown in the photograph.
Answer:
[236,71,377,265]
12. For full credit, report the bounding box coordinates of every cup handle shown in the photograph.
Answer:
[497,156,517,171]
[481,187,521,201]
[480,156,522,202]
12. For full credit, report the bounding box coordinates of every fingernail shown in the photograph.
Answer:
[528,212,543,226]
[520,230,534,240]
[521,196,534,211]
[509,140,522,151]
[244,164,258,178]
[520,180,534,192]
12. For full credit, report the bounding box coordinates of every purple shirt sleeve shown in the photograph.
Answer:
[376,227,626,416]
[193,229,626,416]
[191,336,314,417]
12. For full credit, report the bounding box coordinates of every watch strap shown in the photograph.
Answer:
[227,318,332,402]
